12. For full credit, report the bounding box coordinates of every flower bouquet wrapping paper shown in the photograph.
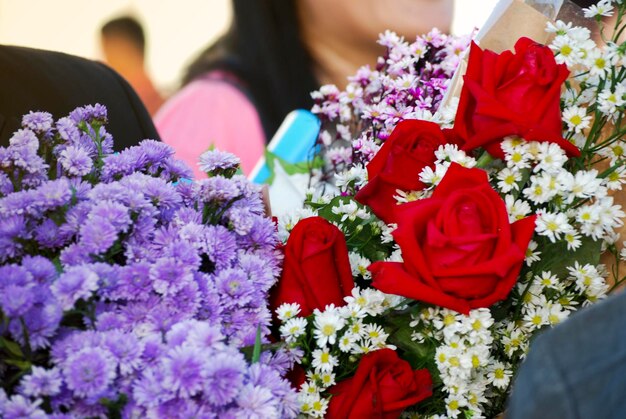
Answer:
[271,1,626,417]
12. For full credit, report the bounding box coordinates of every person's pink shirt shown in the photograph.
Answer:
[155,75,266,179]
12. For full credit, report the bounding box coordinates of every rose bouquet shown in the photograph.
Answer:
[0,106,298,418]
[271,2,625,418]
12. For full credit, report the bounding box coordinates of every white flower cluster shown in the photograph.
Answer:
[495,138,624,249]
[412,308,500,418]
[276,288,401,418]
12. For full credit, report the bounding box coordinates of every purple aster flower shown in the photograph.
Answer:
[232,384,278,419]
[21,255,57,284]
[162,158,194,181]
[225,207,255,236]
[214,268,254,307]
[150,257,193,296]
[34,218,64,248]
[197,176,241,203]
[58,145,93,177]
[102,330,144,376]
[0,284,35,317]
[95,311,126,331]
[59,243,91,266]
[203,349,246,406]
[133,368,170,408]
[88,200,131,232]
[198,149,240,176]
[10,301,62,349]
[1,394,47,419]
[163,281,200,317]
[69,103,107,125]
[56,116,80,143]
[19,366,63,397]
[62,347,116,398]
[51,265,99,310]
[35,178,73,211]
[9,128,39,154]
[237,252,277,292]
[238,217,278,250]
[109,262,152,301]
[0,172,14,195]
[0,264,34,287]
[186,321,224,350]
[79,216,118,255]
[22,111,53,135]
[161,345,207,398]
[204,225,237,271]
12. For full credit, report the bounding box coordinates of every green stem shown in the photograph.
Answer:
[475,151,495,168]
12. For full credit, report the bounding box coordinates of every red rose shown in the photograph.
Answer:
[327,349,432,418]
[369,163,536,314]
[355,120,453,224]
[454,37,579,159]
[270,216,354,317]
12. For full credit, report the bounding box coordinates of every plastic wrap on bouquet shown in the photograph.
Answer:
[441,0,593,107]
[249,110,321,217]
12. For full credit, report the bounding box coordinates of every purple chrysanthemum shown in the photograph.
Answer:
[79,217,119,255]
[62,347,116,398]
[58,145,93,177]
[102,330,144,376]
[203,350,246,406]
[22,111,53,135]
[51,265,99,310]
[232,384,278,419]
[198,149,241,175]
[161,345,207,398]
[204,225,238,271]
[150,257,193,296]
[0,284,35,317]
[1,394,47,419]
[19,366,63,397]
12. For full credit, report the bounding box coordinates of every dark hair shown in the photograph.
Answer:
[101,16,146,56]
[183,0,319,142]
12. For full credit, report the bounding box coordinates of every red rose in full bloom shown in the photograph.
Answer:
[270,216,354,317]
[327,349,432,418]
[355,120,453,223]
[369,163,536,314]
[454,37,579,159]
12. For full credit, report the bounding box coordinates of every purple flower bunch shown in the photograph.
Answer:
[310,29,471,182]
[0,106,297,418]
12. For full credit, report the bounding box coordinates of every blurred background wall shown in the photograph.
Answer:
[0,0,497,94]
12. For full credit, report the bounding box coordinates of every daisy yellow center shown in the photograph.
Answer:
[443,313,456,326]
[472,355,481,368]
[511,152,523,163]
[531,315,543,325]
[313,401,323,411]
[534,186,544,196]
[322,324,335,336]
[448,400,459,410]
[570,115,583,125]
[560,44,573,56]
[369,330,380,339]
[546,221,559,231]
[609,172,620,181]
[449,356,460,367]
[320,352,330,363]
[581,212,591,221]
[595,57,606,68]
[356,296,367,306]
[549,314,561,324]
[289,326,300,334]
[505,174,516,185]
[472,320,483,331]
[438,353,447,363]
[495,368,505,379]
[613,145,624,156]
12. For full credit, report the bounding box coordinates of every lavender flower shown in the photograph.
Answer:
[203,350,246,406]
[19,366,63,397]
[58,145,93,177]
[22,111,53,135]
[62,347,116,398]
[198,149,241,177]
[51,265,99,310]
[0,284,35,317]
[1,394,47,419]
[161,345,207,398]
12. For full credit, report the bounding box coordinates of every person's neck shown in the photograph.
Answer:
[301,27,382,89]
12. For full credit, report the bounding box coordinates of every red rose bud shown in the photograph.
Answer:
[327,349,432,418]
[454,38,579,159]
[369,163,536,314]
[355,120,455,223]
[270,216,354,317]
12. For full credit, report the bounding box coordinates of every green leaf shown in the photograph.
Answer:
[534,235,602,278]
[252,326,262,363]
[0,337,23,358]
[4,359,31,370]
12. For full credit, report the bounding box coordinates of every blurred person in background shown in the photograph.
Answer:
[0,45,159,149]
[155,0,454,177]
[101,16,165,116]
